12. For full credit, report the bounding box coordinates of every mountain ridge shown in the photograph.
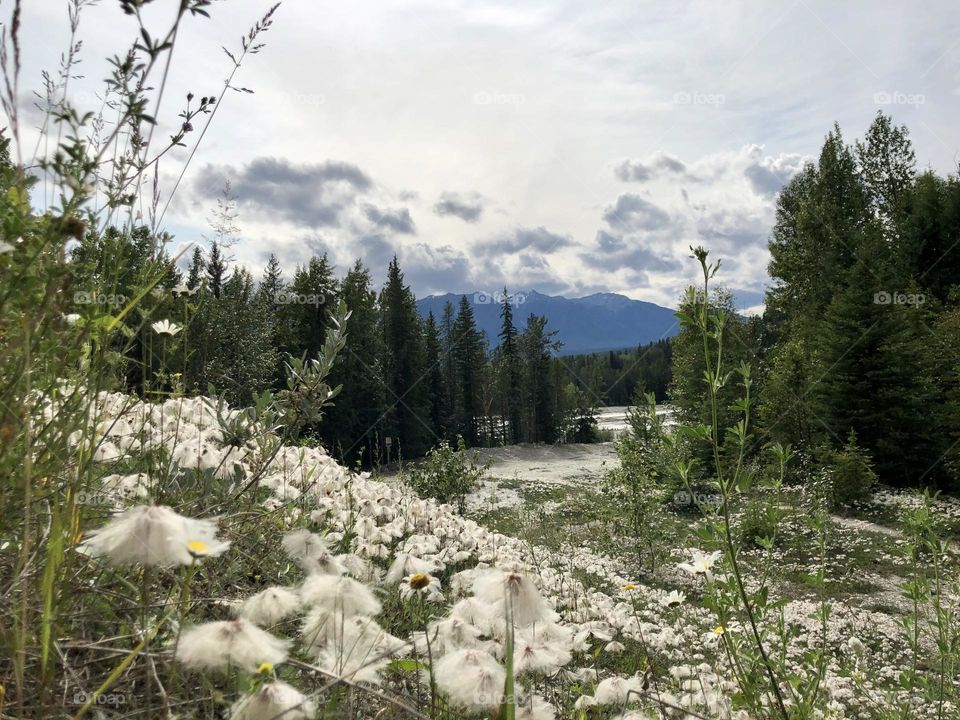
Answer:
[415,290,679,355]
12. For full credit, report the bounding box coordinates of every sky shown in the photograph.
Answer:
[15,0,960,313]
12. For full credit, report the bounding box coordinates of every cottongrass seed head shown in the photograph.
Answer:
[229,680,316,720]
[239,586,302,627]
[176,619,290,673]
[80,504,230,566]
[299,574,382,617]
[435,648,505,712]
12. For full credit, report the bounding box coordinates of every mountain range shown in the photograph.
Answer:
[415,290,679,355]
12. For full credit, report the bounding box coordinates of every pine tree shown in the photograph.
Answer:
[497,288,523,444]
[439,300,458,440]
[423,311,446,441]
[286,255,339,359]
[451,296,486,445]
[206,241,226,298]
[519,314,561,443]
[379,257,431,457]
[186,245,205,290]
[322,260,386,465]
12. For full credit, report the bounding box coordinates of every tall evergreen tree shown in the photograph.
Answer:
[323,261,386,465]
[186,245,205,290]
[379,257,431,457]
[286,255,339,359]
[423,312,446,441]
[206,241,226,298]
[452,296,486,445]
[497,289,523,444]
[519,314,561,443]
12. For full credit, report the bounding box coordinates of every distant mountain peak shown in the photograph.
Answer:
[416,289,678,355]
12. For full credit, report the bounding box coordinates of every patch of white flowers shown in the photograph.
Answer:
[71,391,941,718]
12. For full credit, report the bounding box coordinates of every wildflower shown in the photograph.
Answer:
[229,680,316,720]
[303,612,406,684]
[239,586,302,627]
[622,583,638,592]
[384,553,435,584]
[678,549,722,579]
[400,572,443,601]
[604,640,626,654]
[435,649,505,712]
[660,590,686,608]
[473,568,551,627]
[80,505,229,566]
[712,625,726,636]
[176,619,290,673]
[258,662,273,675]
[299,574,381,617]
[282,529,344,575]
[63,313,81,325]
[151,319,181,336]
[516,694,556,720]
[594,674,646,705]
[514,632,571,674]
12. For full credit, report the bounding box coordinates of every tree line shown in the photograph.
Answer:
[70,231,672,466]
[668,113,960,491]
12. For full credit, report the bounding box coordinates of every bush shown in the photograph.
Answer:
[827,431,878,506]
[406,436,489,513]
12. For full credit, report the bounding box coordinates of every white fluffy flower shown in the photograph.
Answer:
[516,694,556,720]
[594,675,646,705]
[299,574,381,617]
[283,529,344,575]
[229,680,315,720]
[384,553,435,584]
[473,569,550,627]
[303,612,406,684]
[239,586,302,627]
[513,631,571,675]
[80,505,229,566]
[435,649,505,712]
[176,619,290,672]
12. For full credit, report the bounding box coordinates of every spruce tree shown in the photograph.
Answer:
[452,295,486,445]
[379,257,431,457]
[206,241,226,298]
[186,245,205,290]
[498,289,523,444]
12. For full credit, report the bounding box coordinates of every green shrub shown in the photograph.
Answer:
[827,431,878,506]
[406,436,489,513]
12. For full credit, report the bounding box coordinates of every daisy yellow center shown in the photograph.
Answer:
[186,540,209,555]
[258,662,273,674]
[409,572,431,590]
[712,625,726,635]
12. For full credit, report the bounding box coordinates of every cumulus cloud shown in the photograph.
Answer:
[362,204,416,234]
[476,226,573,254]
[602,194,672,231]
[194,157,372,228]
[614,152,687,182]
[433,192,485,222]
